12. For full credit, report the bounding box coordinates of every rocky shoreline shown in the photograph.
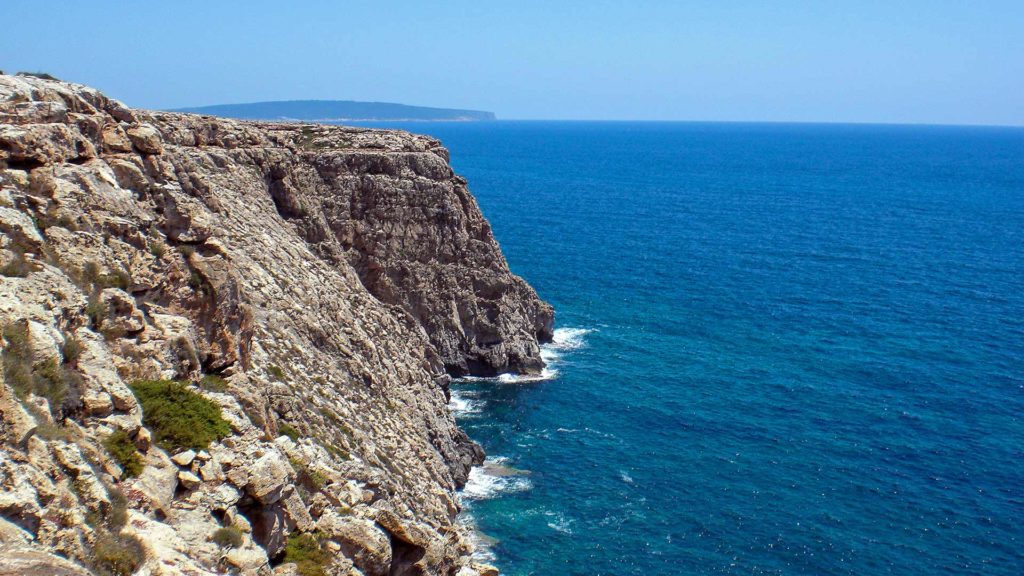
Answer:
[0,74,551,575]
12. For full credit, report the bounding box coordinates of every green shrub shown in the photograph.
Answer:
[32,358,74,410]
[86,293,107,329]
[103,429,143,478]
[324,442,350,461]
[309,469,328,489]
[99,269,131,291]
[199,374,228,392]
[283,532,328,576]
[84,486,128,531]
[129,380,231,451]
[105,488,129,531]
[2,322,34,394]
[279,423,300,442]
[188,269,204,292]
[268,365,286,381]
[212,526,244,549]
[61,334,83,365]
[92,531,144,576]
[34,420,73,440]
[2,323,83,417]
[82,261,101,286]
[149,239,166,259]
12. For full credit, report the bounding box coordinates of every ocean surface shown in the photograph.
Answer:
[352,121,1024,575]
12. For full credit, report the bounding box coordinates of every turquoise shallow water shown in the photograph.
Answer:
[357,121,1024,575]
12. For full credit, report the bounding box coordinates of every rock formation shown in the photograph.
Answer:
[0,74,552,575]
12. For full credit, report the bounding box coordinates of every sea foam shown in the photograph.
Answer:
[548,327,593,351]
[454,327,593,385]
[448,390,483,417]
[460,457,532,501]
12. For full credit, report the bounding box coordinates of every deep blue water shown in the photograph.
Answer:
[356,121,1024,575]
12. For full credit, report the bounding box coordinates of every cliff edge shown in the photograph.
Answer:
[0,74,550,575]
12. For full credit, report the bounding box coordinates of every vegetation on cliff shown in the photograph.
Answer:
[129,379,231,451]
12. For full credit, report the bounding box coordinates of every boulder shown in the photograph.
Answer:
[318,512,392,576]
[126,123,163,154]
[244,452,291,505]
[171,449,197,467]
[177,470,201,490]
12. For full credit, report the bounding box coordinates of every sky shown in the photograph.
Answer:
[2,1,1022,125]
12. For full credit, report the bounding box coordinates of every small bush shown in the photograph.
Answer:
[212,526,244,549]
[188,269,205,292]
[130,380,231,451]
[149,239,166,259]
[82,261,101,286]
[2,323,83,417]
[268,365,286,381]
[308,469,328,490]
[2,322,34,394]
[61,334,84,365]
[86,293,107,329]
[34,420,73,440]
[103,429,143,478]
[279,423,300,442]
[283,532,328,576]
[200,374,228,393]
[92,531,144,576]
[324,443,350,461]
[32,358,71,409]
[99,269,131,291]
[106,488,129,531]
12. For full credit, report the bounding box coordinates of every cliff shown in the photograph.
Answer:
[0,75,551,575]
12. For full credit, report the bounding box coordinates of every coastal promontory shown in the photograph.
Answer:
[0,74,550,575]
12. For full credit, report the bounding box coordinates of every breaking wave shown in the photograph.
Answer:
[548,327,593,351]
[460,457,532,501]
[448,390,484,417]
[453,327,594,385]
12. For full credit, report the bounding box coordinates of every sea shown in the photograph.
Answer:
[349,121,1024,575]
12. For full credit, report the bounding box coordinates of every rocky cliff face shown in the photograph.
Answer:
[0,74,550,575]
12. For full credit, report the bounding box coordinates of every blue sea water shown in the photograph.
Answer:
[356,121,1024,575]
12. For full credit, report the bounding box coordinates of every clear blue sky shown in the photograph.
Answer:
[3,1,1022,125]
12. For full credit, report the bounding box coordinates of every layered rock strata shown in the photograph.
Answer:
[0,74,551,575]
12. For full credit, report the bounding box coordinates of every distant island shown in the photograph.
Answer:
[169,100,496,121]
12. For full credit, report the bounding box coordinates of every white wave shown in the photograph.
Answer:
[544,511,575,535]
[620,471,634,484]
[450,327,592,386]
[458,511,498,563]
[448,390,483,416]
[540,346,561,363]
[460,458,532,501]
[547,327,594,351]
[496,367,559,383]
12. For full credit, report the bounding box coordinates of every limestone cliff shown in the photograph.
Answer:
[0,74,550,575]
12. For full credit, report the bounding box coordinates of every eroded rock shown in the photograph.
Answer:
[0,74,549,575]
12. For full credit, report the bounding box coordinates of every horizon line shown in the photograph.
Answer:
[345,117,1024,129]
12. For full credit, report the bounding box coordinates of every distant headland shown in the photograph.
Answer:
[169,99,496,121]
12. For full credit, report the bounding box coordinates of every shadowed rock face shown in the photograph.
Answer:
[0,75,537,575]
[267,144,555,377]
